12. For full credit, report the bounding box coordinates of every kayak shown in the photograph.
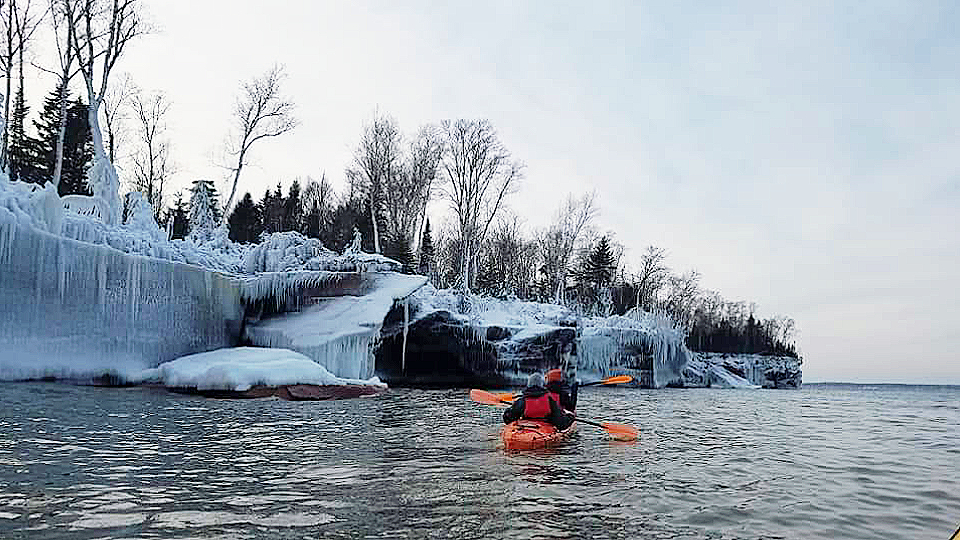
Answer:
[501,419,575,450]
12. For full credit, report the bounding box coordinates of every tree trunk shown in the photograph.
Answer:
[52,79,69,188]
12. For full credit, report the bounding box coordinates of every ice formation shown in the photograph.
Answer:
[405,285,692,387]
[245,273,428,379]
[134,347,386,391]
[1,176,415,384]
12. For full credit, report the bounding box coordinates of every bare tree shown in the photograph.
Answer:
[1,0,45,171]
[381,123,441,255]
[100,71,135,164]
[350,111,402,253]
[68,0,146,224]
[301,173,334,238]
[544,192,597,304]
[130,90,172,220]
[661,269,701,330]
[635,245,670,311]
[221,65,298,222]
[438,119,522,293]
[407,124,441,252]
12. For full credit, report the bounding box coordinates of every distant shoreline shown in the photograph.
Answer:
[804,382,960,388]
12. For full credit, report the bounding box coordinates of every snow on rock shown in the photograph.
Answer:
[0,179,63,234]
[242,231,401,274]
[389,285,692,387]
[682,352,802,389]
[245,273,428,379]
[135,347,386,392]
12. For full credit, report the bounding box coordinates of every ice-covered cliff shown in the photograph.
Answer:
[376,285,692,387]
[0,179,414,384]
[681,352,802,388]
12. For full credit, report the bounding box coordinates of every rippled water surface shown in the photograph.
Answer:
[1,382,958,539]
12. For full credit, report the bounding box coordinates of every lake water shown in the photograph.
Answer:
[1,382,958,539]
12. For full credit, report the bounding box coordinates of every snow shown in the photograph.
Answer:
[407,284,691,387]
[245,273,428,379]
[134,347,385,391]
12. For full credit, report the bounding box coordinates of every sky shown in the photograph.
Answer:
[25,1,960,383]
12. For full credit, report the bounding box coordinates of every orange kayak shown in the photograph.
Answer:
[501,420,576,450]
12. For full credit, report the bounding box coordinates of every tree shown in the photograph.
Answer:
[541,192,597,304]
[39,0,81,190]
[31,85,93,195]
[301,173,333,239]
[418,218,434,277]
[393,124,441,253]
[100,72,135,164]
[438,119,523,293]
[7,85,36,182]
[68,0,147,225]
[281,179,301,232]
[186,178,220,241]
[580,235,617,288]
[221,65,298,220]
[227,192,261,244]
[259,183,283,234]
[165,190,188,240]
[350,112,402,254]
[635,245,669,311]
[130,91,173,220]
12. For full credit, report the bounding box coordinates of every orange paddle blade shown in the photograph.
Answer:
[601,375,633,385]
[494,392,516,401]
[469,389,511,407]
[600,421,639,441]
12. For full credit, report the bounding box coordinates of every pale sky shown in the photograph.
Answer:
[27,1,960,383]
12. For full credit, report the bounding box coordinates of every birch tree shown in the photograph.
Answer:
[1,0,44,172]
[545,192,597,304]
[221,65,298,221]
[350,112,402,254]
[438,119,522,293]
[100,71,134,164]
[69,0,146,224]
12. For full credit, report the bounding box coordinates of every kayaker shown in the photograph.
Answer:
[503,373,574,430]
[545,368,578,412]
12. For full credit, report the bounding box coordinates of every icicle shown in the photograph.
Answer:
[402,296,409,374]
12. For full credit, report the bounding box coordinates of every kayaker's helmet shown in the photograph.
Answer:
[546,369,563,383]
[527,373,545,388]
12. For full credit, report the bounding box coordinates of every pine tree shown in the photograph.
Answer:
[281,179,302,232]
[384,232,415,273]
[581,236,617,287]
[261,183,284,234]
[168,192,189,240]
[228,192,263,243]
[418,218,434,276]
[8,86,39,183]
[30,85,94,195]
[187,179,221,240]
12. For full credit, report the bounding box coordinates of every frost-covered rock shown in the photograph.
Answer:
[0,179,63,234]
[376,285,691,387]
[681,352,802,389]
[242,231,401,274]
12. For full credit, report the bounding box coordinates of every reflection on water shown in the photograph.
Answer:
[1,382,959,539]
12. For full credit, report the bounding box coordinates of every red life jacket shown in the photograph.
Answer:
[548,391,562,406]
[522,394,552,419]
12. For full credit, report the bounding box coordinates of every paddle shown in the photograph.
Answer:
[469,389,639,441]
[493,375,633,401]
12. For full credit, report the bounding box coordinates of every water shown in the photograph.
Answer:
[1,382,958,540]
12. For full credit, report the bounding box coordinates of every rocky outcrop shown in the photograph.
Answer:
[679,353,802,389]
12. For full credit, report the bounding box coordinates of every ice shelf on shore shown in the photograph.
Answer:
[134,347,386,391]
[245,273,428,379]
[0,177,409,384]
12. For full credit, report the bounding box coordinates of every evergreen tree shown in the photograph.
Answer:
[187,179,221,240]
[281,179,302,232]
[383,232,415,274]
[228,192,263,243]
[8,86,39,183]
[261,183,284,234]
[580,236,617,287]
[418,219,434,276]
[31,85,94,195]
[168,192,189,240]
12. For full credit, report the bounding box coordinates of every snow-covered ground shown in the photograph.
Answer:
[134,347,385,391]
